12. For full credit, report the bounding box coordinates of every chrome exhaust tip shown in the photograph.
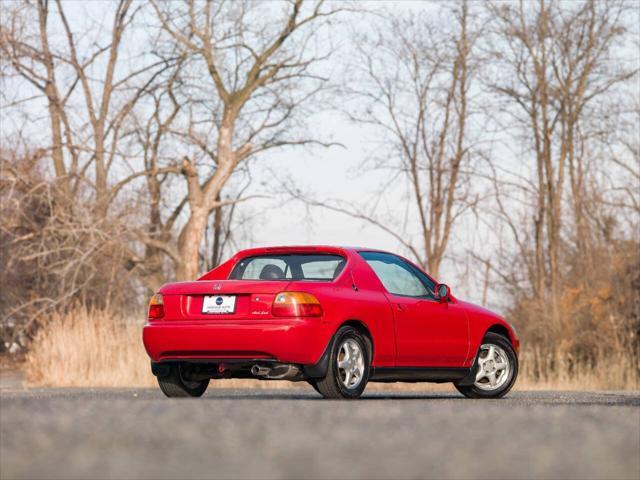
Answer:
[251,363,300,379]
[251,365,270,377]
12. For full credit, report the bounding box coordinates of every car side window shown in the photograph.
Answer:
[360,252,435,298]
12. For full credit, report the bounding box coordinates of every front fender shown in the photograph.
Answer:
[461,301,520,357]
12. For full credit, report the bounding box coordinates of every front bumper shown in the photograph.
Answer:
[143,318,331,365]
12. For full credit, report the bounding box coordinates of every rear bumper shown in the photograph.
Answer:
[143,318,331,365]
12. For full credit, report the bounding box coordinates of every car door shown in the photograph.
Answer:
[360,252,469,367]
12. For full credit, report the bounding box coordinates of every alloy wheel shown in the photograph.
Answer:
[337,338,365,389]
[474,343,511,391]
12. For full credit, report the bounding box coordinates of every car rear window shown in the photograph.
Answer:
[229,254,346,281]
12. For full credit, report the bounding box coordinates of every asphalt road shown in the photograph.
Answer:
[1,386,638,480]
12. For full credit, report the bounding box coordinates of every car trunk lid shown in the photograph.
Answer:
[159,280,290,320]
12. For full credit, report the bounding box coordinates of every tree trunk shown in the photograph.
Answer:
[211,193,223,268]
[175,205,209,280]
[37,1,69,196]
[174,113,238,281]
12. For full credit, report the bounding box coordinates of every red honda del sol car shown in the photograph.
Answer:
[143,246,519,399]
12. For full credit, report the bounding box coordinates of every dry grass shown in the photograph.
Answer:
[24,308,639,391]
[24,308,309,390]
[25,308,154,388]
[516,347,639,391]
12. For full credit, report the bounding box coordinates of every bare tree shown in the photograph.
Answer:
[124,73,183,290]
[1,1,72,196]
[149,0,343,280]
[1,0,172,211]
[487,0,636,323]
[0,0,171,340]
[598,101,640,219]
[0,146,140,349]
[290,3,479,278]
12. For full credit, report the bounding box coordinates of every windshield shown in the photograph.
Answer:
[229,254,346,281]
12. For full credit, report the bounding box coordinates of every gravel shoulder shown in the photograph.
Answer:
[1,387,639,480]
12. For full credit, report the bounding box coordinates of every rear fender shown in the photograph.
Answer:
[302,320,373,379]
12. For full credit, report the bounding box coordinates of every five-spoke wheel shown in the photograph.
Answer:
[474,343,511,390]
[455,332,518,399]
[337,338,366,390]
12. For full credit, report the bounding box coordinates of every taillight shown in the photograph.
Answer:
[148,293,164,320]
[272,292,323,317]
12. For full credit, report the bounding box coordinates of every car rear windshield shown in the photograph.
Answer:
[229,254,346,281]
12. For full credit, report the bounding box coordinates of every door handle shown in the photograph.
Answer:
[396,303,405,311]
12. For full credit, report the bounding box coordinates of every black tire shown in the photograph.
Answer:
[307,379,323,395]
[313,326,370,399]
[157,364,209,398]
[455,332,518,399]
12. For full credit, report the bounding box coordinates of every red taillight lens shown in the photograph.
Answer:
[272,292,323,317]
[148,293,164,320]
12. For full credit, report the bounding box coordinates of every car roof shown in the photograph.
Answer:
[226,245,437,283]
[233,245,391,257]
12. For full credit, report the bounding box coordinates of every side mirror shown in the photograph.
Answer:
[435,283,451,303]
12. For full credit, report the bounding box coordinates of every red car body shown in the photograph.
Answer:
[143,246,519,394]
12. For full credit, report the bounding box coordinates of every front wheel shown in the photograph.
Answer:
[157,364,209,398]
[455,332,518,399]
[312,326,370,399]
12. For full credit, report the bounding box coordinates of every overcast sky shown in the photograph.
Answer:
[3,1,637,310]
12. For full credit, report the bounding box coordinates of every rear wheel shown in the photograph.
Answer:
[455,332,518,399]
[158,364,209,398]
[313,326,370,399]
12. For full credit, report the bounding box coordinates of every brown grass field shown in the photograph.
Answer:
[19,308,639,391]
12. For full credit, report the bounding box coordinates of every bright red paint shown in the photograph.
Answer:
[143,246,519,370]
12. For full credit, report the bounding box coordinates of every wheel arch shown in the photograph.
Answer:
[486,324,512,342]
[339,319,374,361]
[482,323,519,355]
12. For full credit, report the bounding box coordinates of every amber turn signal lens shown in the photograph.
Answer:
[148,293,164,320]
[272,292,323,317]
